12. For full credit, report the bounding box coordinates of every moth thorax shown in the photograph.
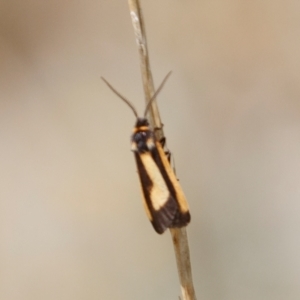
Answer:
[131,127,155,153]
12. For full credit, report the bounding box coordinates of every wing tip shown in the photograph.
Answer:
[150,199,191,234]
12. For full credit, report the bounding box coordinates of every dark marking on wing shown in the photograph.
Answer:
[134,152,178,234]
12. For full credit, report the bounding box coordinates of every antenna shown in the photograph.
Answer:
[102,71,172,119]
[101,77,139,118]
[144,71,172,117]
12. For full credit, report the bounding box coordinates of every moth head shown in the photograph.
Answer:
[131,118,154,152]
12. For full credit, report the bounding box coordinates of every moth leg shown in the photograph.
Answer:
[154,128,178,178]
[159,136,166,148]
[160,137,179,180]
[153,122,164,131]
[157,136,171,162]
[170,151,177,177]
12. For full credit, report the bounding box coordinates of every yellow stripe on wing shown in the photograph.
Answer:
[139,152,170,211]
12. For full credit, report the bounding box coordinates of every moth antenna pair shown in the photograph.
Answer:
[101,71,172,118]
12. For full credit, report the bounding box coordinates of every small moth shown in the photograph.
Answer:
[102,73,190,234]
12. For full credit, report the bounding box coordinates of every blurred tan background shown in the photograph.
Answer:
[1,1,300,299]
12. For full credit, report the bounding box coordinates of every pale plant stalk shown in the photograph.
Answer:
[127,1,197,299]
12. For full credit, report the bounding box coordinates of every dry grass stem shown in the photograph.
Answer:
[127,1,197,299]
[127,0,163,141]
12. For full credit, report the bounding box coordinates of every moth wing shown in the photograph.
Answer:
[154,142,191,227]
[134,152,178,234]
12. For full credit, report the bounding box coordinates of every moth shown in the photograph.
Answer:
[102,73,190,234]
